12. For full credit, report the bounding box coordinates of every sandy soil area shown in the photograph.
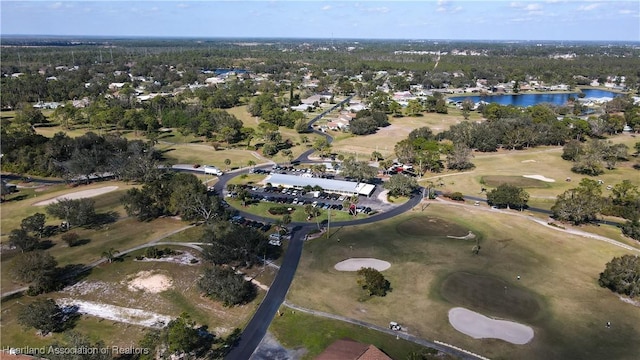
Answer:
[523,174,555,182]
[57,298,171,328]
[34,186,119,206]
[448,307,534,345]
[127,271,173,293]
[334,258,391,271]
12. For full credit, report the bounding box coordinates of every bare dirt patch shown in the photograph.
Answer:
[136,251,199,265]
[127,271,173,293]
[33,186,119,206]
[57,298,172,328]
[448,307,534,345]
[334,258,391,271]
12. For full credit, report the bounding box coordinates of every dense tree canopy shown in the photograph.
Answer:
[198,266,257,306]
[357,267,391,297]
[552,178,603,225]
[598,255,640,298]
[201,221,268,267]
[486,184,530,210]
[18,298,66,335]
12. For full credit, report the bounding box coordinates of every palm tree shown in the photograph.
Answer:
[102,248,119,263]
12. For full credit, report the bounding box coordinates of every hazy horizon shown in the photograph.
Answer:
[2,1,639,42]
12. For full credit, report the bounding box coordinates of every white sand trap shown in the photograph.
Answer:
[128,271,173,293]
[34,186,119,206]
[447,231,476,240]
[521,160,536,163]
[57,298,171,328]
[334,258,391,271]
[448,307,534,345]
[523,174,555,183]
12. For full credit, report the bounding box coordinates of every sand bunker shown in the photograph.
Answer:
[334,258,391,271]
[448,307,534,345]
[127,271,173,293]
[34,186,119,206]
[447,231,476,240]
[522,175,555,183]
[521,160,536,163]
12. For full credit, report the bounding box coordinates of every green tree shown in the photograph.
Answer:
[384,174,418,197]
[46,198,96,229]
[21,212,47,239]
[198,266,256,306]
[340,156,378,182]
[165,313,204,354]
[598,255,640,298]
[202,221,268,267]
[552,179,603,224]
[224,158,231,170]
[486,184,530,210]
[18,298,64,335]
[446,143,475,170]
[10,250,57,284]
[9,228,39,252]
[357,267,391,297]
[370,151,383,161]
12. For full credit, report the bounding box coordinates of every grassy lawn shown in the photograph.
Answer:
[270,307,443,360]
[330,111,473,159]
[387,194,409,204]
[420,137,639,212]
[226,198,358,223]
[286,203,640,360]
[156,142,262,169]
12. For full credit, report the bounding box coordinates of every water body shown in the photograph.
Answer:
[449,89,621,107]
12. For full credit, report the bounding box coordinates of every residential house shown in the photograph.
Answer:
[315,338,392,360]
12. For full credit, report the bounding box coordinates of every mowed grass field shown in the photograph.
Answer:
[420,133,639,211]
[285,203,640,360]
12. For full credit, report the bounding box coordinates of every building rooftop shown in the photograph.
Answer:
[267,173,375,196]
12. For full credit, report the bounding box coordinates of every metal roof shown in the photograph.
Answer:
[267,173,375,196]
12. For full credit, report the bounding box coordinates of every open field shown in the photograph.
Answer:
[420,133,639,211]
[1,250,261,349]
[156,142,263,169]
[286,203,640,360]
[330,111,474,159]
[270,307,441,360]
[0,180,190,294]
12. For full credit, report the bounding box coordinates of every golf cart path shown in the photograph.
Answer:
[434,198,640,253]
[282,301,489,360]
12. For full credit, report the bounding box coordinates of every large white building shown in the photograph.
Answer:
[267,173,376,197]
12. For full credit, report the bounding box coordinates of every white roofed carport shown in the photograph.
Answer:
[267,173,375,197]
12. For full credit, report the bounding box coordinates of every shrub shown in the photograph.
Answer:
[61,232,80,247]
[268,206,292,215]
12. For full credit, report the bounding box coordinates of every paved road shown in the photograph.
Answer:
[225,227,308,360]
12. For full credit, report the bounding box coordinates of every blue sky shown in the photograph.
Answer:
[2,1,639,41]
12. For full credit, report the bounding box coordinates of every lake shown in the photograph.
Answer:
[449,89,622,107]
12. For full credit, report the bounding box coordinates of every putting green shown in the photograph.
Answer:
[396,216,469,237]
[440,271,543,323]
[481,175,550,188]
